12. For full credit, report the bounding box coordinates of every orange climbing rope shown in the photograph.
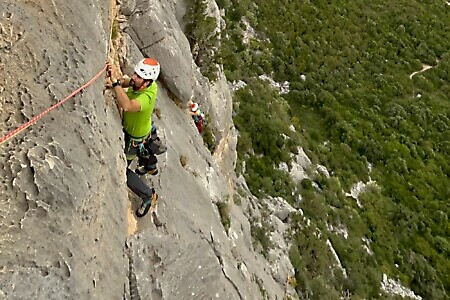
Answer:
[0,65,107,146]
[1,0,117,147]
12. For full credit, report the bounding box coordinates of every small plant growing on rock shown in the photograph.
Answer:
[250,220,274,259]
[111,20,119,40]
[154,107,161,119]
[232,193,242,206]
[216,201,230,232]
[254,275,269,300]
[201,115,215,153]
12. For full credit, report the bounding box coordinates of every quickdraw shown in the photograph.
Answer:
[129,138,150,157]
[138,141,149,156]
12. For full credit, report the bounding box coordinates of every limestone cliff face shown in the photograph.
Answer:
[1,0,297,299]
[0,0,128,298]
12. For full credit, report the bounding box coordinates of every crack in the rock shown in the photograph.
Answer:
[141,36,165,52]
[126,242,141,300]
[200,231,244,300]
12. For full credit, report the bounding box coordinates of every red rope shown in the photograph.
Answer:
[0,65,107,146]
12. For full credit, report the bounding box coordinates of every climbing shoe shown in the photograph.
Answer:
[147,168,159,175]
[136,192,158,217]
[135,166,158,176]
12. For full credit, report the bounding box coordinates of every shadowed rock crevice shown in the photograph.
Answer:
[126,244,141,300]
[203,231,244,300]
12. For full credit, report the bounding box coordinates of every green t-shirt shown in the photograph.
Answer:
[122,82,157,138]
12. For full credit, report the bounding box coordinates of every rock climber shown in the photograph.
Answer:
[107,57,164,217]
[187,98,205,134]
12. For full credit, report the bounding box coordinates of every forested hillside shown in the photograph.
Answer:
[206,0,449,298]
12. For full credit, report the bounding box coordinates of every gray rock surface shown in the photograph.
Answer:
[126,0,195,103]
[119,32,144,76]
[120,0,137,16]
[0,0,128,299]
[1,0,298,299]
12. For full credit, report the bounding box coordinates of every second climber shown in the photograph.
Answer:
[187,98,205,134]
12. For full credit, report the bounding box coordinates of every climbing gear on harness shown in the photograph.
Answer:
[138,142,149,157]
[124,130,157,163]
[134,58,160,80]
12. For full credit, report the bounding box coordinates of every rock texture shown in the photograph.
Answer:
[1,0,298,299]
[126,0,196,103]
[0,0,129,298]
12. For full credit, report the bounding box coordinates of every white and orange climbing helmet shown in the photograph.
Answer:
[135,58,160,80]
[191,102,199,112]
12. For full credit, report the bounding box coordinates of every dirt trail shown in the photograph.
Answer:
[409,64,433,79]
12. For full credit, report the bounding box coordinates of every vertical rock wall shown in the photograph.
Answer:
[0,0,129,298]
